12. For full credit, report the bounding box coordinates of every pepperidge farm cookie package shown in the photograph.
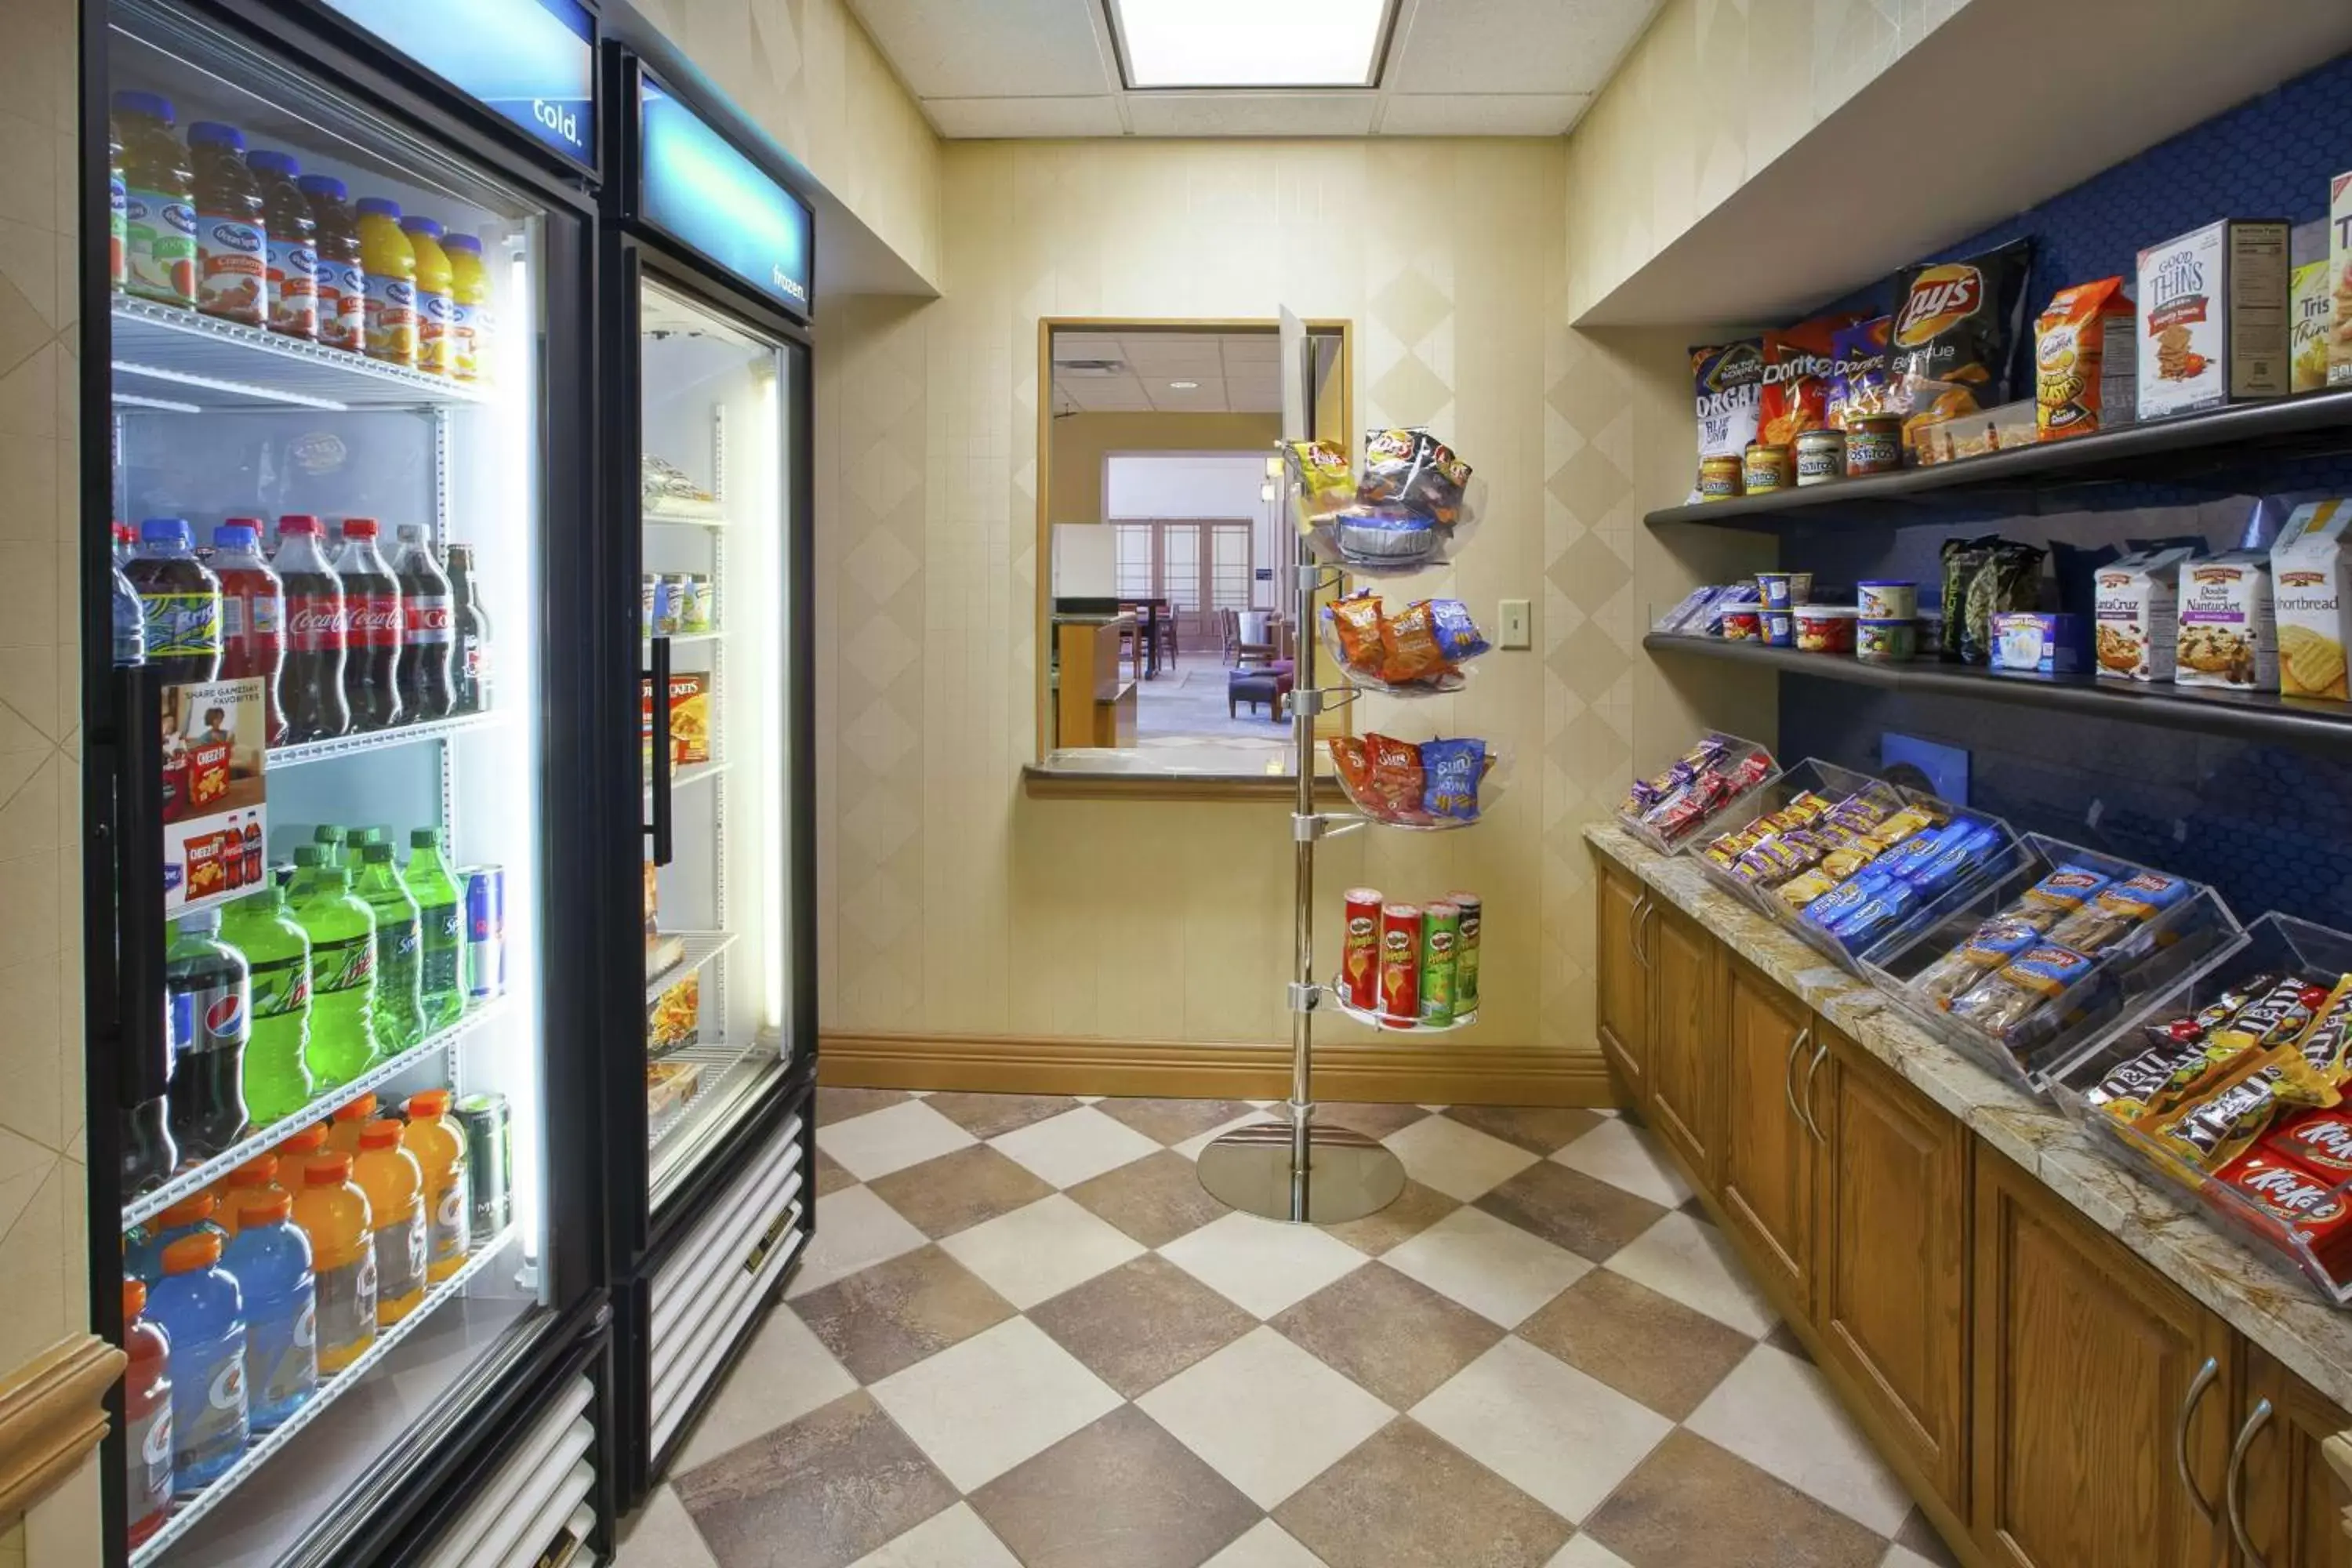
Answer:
[2176,550,2279,693]
[2272,499,2352,702]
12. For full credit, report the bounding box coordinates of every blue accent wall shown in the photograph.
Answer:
[1761,49,2352,931]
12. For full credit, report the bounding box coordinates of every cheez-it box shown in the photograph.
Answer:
[2136,218,2291,419]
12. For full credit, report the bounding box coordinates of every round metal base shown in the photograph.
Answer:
[1196,1120,1406,1224]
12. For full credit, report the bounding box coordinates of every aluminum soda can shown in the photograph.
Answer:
[1341,889,1382,1011]
[462,864,504,1000]
[1446,891,1483,1014]
[453,1091,511,1238]
[1377,904,1423,1029]
[1421,902,1461,1026]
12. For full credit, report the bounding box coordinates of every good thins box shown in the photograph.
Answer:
[2272,498,2352,702]
[2334,172,2352,387]
[2176,550,2279,692]
[2136,219,2291,419]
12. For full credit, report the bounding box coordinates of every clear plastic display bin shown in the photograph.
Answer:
[1615,732,1780,856]
[2050,914,2352,1305]
[1861,835,2248,1092]
[1328,735,1509,830]
[1691,758,1904,922]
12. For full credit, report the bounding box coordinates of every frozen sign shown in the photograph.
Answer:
[639,78,813,317]
[318,0,596,165]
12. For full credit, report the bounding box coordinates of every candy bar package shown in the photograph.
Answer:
[1617,733,1779,853]
[1888,238,2035,452]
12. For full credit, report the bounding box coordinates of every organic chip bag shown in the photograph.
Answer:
[2035,278,2132,441]
[1690,339,1764,465]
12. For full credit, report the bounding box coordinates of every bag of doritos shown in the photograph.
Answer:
[1758,313,1860,448]
[1887,238,2035,450]
[1827,315,1892,430]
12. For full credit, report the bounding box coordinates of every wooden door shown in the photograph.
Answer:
[1972,1146,2234,1568]
[1646,903,1722,1190]
[2230,1345,2352,1568]
[1717,955,1817,1316]
[1595,865,1650,1098]
[1816,1025,1970,1512]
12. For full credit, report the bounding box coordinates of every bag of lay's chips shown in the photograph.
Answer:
[1758,313,1861,448]
[1827,315,1892,431]
[1886,237,2035,451]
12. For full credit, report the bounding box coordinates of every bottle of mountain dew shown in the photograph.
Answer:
[292,862,378,1088]
[220,884,313,1125]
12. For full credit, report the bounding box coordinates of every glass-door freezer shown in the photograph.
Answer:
[85,2,604,1563]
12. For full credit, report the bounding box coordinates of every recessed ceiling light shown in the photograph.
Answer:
[1169,380,1200,390]
[1107,0,1396,89]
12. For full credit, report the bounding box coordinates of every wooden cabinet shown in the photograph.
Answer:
[1646,902,1723,1189]
[2229,1346,2352,1568]
[1717,953,1818,1316]
[1813,1025,1970,1513]
[1596,862,1650,1095]
[1972,1146,2234,1568]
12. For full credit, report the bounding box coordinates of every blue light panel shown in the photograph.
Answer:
[638,79,812,315]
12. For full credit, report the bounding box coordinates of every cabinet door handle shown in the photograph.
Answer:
[1783,1025,1811,1131]
[1801,1039,1828,1143]
[2225,1396,2274,1567]
[2175,1355,2222,1530]
[1630,894,1651,970]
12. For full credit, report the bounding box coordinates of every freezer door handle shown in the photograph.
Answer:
[117,665,169,1105]
[645,634,674,866]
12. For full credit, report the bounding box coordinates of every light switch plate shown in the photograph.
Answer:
[1498,599,1532,649]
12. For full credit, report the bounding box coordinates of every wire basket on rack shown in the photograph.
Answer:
[1318,590,1490,695]
[1287,430,1483,578]
[1327,732,1507,829]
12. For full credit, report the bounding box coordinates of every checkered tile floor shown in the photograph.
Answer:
[617,1091,1965,1568]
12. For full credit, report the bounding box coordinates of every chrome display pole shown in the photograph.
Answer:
[1196,480,1406,1225]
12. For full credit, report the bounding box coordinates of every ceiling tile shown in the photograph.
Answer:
[1123,93,1380,138]
[1054,333,1127,360]
[1388,0,1663,95]
[1378,93,1590,136]
[1219,335,1281,365]
[848,0,1115,98]
[1121,336,1226,371]
[926,96,1127,139]
[1145,378,1229,411]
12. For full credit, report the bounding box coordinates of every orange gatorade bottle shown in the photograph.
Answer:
[292,1153,376,1373]
[324,1091,379,1157]
[402,1090,470,1281]
[353,1120,426,1323]
[214,1153,288,1237]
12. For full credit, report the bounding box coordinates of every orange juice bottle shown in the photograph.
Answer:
[292,1154,376,1373]
[353,1120,426,1323]
[324,1091,378,1157]
[401,1090,470,1281]
[400,217,455,377]
[214,1153,287,1236]
[443,232,491,383]
[113,92,195,308]
[354,198,417,368]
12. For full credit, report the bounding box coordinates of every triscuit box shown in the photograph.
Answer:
[2272,498,2352,702]
[2333,171,2352,387]
[2094,546,2195,683]
[2293,219,2332,394]
[2176,550,2279,692]
[2136,219,2291,419]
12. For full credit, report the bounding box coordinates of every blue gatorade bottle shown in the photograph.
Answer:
[126,1190,228,1285]
[220,1192,317,1431]
[148,1232,249,1490]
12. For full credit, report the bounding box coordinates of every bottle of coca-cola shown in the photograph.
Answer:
[445,543,492,715]
[209,518,285,743]
[334,517,403,731]
[393,522,455,721]
[271,514,350,742]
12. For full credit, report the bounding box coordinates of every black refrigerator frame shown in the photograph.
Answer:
[76,0,617,1561]
[593,40,820,1507]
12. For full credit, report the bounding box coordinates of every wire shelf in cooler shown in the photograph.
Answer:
[122,1000,508,1231]
[647,1036,774,1154]
[129,1225,519,1568]
[645,759,728,801]
[644,508,729,529]
[267,710,508,771]
[112,297,492,412]
[642,630,725,648]
[646,932,737,1004]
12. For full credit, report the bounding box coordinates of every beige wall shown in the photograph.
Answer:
[0,0,103,1556]
[1563,0,1967,321]
[1047,412,1280,527]
[630,0,944,289]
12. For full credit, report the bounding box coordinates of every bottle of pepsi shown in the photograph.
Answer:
[392,523,454,721]
[445,543,490,714]
[332,517,402,731]
[165,909,251,1160]
[122,1007,178,1196]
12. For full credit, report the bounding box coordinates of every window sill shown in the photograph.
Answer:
[1021,765,1347,804]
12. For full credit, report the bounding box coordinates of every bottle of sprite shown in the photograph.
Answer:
[220,883,314,1125]
[404,827,466,1030]
[354,841,424,1053]
[292,861,378,1088]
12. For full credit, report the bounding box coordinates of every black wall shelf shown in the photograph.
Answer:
[1645,634,2352,755]
[1646,389,2352,531]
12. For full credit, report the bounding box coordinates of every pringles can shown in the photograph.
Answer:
[1341,889,1382,1011]
[462,865,505,1001]
[1377,903,1423,1029]
[454,1091,511,1236]
[1421,902,1461,1026]
[1446,891,1483,1014]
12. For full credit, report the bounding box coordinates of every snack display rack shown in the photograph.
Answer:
[2051,915,2352,1303]
[1614,732,1780,856]
[1863,834,2247,1091]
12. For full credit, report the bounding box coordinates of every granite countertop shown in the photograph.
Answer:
[1586,821,2352,1413]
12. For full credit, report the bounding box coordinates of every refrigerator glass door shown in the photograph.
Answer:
[105,6,559,1561]
[640,278,793,1211]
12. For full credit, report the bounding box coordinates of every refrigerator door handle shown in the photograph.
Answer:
[117,665,168,1102]
[644,634,674,866]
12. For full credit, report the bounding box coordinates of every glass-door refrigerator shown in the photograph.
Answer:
[596,44,817,1503]
[84,2,612,1563]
